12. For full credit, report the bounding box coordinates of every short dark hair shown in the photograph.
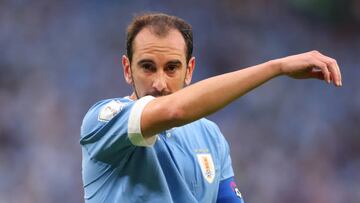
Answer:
[126,13,193,63]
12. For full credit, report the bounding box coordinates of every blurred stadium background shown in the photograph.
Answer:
[0,0,359,202]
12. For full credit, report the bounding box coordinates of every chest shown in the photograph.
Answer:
[153,127,222,196]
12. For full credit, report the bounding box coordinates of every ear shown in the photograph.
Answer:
[185,57,196,85]
[122,55,133,85]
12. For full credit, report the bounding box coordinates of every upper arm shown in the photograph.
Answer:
[214,126,244,202]
[80,97,157,164]
[217,176,244,203]
[140,95,185,138]
[214,125,234,180]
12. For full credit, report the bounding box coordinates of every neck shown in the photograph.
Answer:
[129,92,138,100]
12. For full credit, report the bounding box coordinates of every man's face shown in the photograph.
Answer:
[122,28,195,99]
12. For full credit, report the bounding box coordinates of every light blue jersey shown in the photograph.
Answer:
[80,96,238,203]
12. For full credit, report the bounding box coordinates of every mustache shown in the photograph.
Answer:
[145,90,171,97]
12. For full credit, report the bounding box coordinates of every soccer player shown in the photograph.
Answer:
[80,13,342,203]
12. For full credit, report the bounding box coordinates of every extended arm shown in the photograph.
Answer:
[141,51,342,137]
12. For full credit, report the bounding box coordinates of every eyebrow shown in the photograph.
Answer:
[137,59,183,66]
[137,59,155,66]
[165,60,182,66]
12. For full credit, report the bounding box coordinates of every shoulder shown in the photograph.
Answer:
[197,118,229,145]
[181,118,225,143]
[197,118,222,133]
[83,97,132,122]
[80,97,133,136]
[88,97,132,113]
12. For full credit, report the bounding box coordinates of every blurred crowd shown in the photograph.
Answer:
[0,0,359,203]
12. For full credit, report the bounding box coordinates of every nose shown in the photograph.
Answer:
[152,72,167,92]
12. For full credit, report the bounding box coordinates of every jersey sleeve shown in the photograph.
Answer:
[80,96,156,164]
[215,126,235,181]
[216,176,244,203]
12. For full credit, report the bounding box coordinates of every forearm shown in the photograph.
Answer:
[142,60,281,136]
[173,60,279,121]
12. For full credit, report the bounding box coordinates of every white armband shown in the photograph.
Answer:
[128,96,158,147]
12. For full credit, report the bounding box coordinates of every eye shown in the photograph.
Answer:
[141,63,156,72]
[165,64,179,74]
[167,65,177,72]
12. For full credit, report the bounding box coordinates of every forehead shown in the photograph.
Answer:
[132,28,186,61]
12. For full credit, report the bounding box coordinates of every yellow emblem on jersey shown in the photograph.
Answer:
[196,153,215,184]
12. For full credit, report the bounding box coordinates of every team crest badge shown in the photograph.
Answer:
[196,153,215,183]
[98,100,124,122]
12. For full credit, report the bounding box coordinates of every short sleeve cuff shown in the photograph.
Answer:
[128,96,157,147]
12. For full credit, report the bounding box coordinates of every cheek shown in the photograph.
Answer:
[168,75,186,90]
[135,76,150,87]
[134,74,154,90]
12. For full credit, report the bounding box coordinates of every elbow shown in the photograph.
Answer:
[142,96,191,136]
[159,97,187,127]
[168,106,186,126]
